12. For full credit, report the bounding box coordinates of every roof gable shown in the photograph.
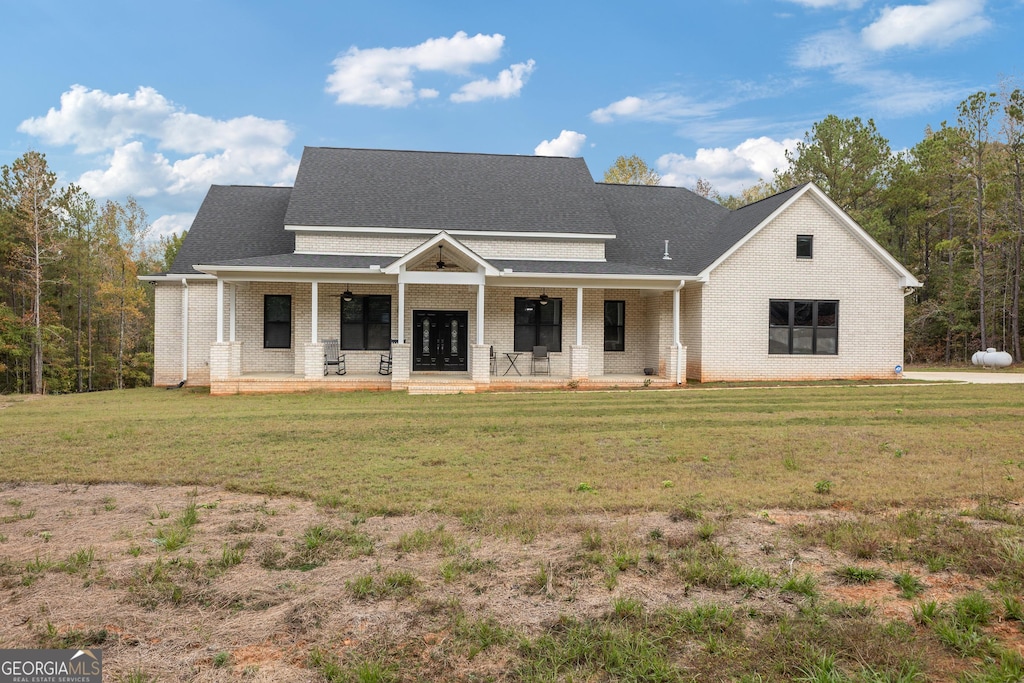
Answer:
[698,184,922,287]
[383,232,497,275]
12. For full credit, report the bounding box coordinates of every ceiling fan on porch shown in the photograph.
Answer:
[435,245,447,270]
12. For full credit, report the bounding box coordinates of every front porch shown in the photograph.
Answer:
[209,369,678,395]
[191,232,691,394]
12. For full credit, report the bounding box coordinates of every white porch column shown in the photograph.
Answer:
[229,284,236,342]
[228,284,241,378]
[576,287,584,346]
[673,287,683,385]
[211,277,230,385]
[476,284,485,345]
[216,278,224,344]
[397,281,406,344]
[570,286,589,381]
[310,281,319,343]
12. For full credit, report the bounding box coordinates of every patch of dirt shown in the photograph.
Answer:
[0,483,1020,681]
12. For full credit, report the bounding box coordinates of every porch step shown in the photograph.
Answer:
[407,383,477,395]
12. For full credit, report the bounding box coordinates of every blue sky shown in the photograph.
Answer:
[2,0,1020,238]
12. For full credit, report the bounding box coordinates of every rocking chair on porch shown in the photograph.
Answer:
[323,339,346,376]
[379,339,398,375]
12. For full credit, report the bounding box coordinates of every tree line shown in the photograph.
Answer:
[609,83,1024,365]
[0,151,182,394]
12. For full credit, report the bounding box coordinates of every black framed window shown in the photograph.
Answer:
[264,295,291,349]
[796,235,813,259]
[341,295,391,350]
[604,300,625,352]
[514,297,562,352]
[769,300,837,355]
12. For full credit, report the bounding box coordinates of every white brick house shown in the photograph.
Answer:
[145,147,921,394]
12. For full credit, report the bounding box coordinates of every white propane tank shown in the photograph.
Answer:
[971,348,1013,368]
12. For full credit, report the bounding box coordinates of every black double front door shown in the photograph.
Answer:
[412,310,468,372]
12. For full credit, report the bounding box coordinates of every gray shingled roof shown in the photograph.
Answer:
[173,148,812,280]
[597,183,730,276]
[596,183,809,276]
[283,147,616,234]
[170,186,292,275]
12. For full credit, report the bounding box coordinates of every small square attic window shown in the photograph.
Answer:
[796,235,813,259]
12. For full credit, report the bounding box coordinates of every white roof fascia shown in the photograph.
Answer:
[291,251,605,263]
[193,267,398,284]
[491,256,606,263]
[489,271,698,290]
[696,183,923,288]
[293,251,408,258]
[286,225,615,240]
[383,231,498,275]
[136,273,215,282]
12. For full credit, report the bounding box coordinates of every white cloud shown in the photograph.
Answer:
[326,32,535,107]
[793,29,865,69]
[589,94,725,124]
[150,213,194,240]
[451,60,535,103]
[783,0,865,7]
[534,130,587,157]
[658,136,799,196]
[861,0,991,51]
[19,85,174,154]
[791,1,988,117]
[844,68,971,115]
[19,85,299,232]
[76,141,174,197]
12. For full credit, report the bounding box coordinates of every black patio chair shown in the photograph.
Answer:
[531,345,550,375]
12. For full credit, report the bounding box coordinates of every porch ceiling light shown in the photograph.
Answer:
[436,245,447,270]
[342,288,354,302]
[538,292,549,306]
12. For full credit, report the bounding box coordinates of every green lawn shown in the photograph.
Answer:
[2,384,1022,515]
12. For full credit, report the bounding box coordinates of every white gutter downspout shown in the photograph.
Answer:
[673,284,683,385]
[576,287,584,347]
[181,278,189,383]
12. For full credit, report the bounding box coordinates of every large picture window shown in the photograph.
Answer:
[341,295,392,350]
[769,300,838,355]
[514,297,562,352]
[604,300,625,352]
[264,295,292,349]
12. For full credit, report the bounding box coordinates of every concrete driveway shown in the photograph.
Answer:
[902,371,1024,384]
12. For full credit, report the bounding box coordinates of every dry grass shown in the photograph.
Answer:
[0,484,1020,681]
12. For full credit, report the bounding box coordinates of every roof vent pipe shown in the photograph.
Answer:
[663,240,672,260]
